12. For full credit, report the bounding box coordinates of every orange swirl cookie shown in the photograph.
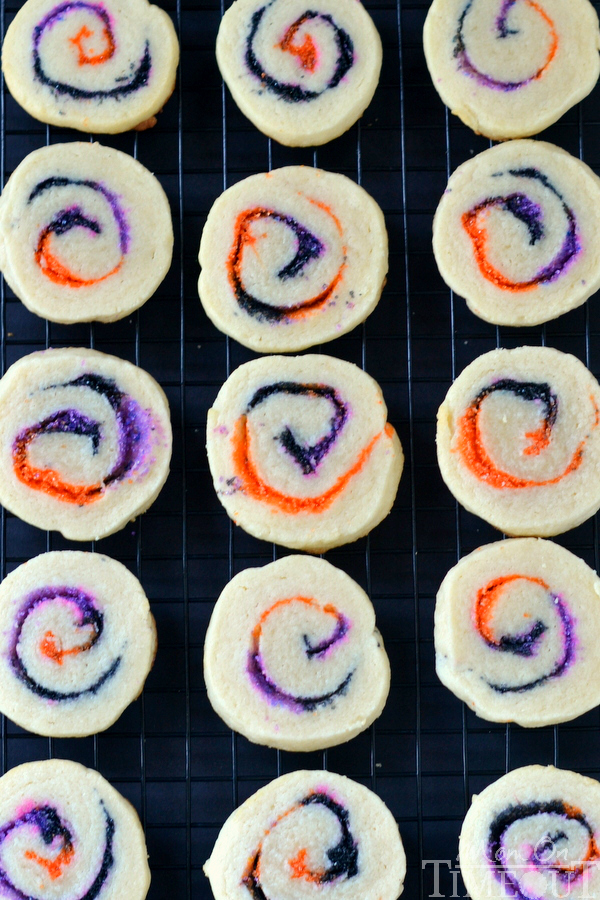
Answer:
[198,167,388,353]
[436,346,600,536]
[0,347,172,541]
[206,355,403,553]
[205,770,406,900]
[2,0,179,133]
[216,0,382,146]
[424,0,600,140]
[433,141,600,327]
[436,539,600,727]
[0,143,173,324]
[204,556,390,751]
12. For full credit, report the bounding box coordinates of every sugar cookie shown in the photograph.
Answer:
[424,0,600,140]
[433,141,600,327]
[436,346,600,536]
[216,0,382,146]
[0,142,173,324]
[206,355,403,553]
[460,765,600,900]
[199,166,388,352]
[0,347,172,541]
[205,770,406,900]
[204,556,390,751]
[2,0,179,133]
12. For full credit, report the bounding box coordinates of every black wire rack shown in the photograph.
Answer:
[3,0,600,897]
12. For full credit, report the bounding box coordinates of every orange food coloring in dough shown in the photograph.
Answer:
[69,23,115,66]
[288,848,324,882]
[527,0,558,81]
[252,596,335,641]
[35,233,123,289]
[39,630,89,665]
[25,844,74,880]
[279,22,318,72]
[307,197,344,236]
[475,575,549,643]
[461,207,538,293]
[13,441,103,506]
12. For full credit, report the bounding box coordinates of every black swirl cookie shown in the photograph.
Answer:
[206,355,403,553]
[0,347,172,541]
[424,0,600,140]
[0,551,155,737]
[205,770,406,900]
[460,765,600,900]
[2,0,179,133]
[216,0,382,146]
[199,167,388,352]
[437,347,600,536]
[436,538,600,727]
[433,141,600,327]
[204,556,390,751]
[0,758,150,900]
[0,143,173,324]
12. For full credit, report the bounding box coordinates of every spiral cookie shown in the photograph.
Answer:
[2,0,179,133]
[437,346,600,536]
[460,765,600,900]
[433,141,600,327]
[216,0,382,146]
[0,758,150,900]
[0,347,171,541]
[423,0,600,140]
[199,167,388,353]
[205,770,406,900]
[206,355,403,553]
[0,143,173,325]
[204,556,390,751]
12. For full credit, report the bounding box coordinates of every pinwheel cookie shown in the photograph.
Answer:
[436,538,600,727]
[2,0,179,133]
[216,0,382,146]
[460,765,600,900]
[424,0,600,140]
[0,142,173,324]
[204,556,390,751]
[0,551,156,737]
[436,346,600,536]
[205,770,406,900]
[433,141,600,327]
[0,758,150,900]
[206,355,403,553]
[0,347,172,541]
[199,167,388,352]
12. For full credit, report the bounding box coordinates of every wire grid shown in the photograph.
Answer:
[2,0,600,897]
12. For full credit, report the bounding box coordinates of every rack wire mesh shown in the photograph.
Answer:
[2,0,600,897]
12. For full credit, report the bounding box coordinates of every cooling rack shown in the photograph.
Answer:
[2,0,600,897]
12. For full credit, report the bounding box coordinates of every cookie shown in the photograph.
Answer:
[0,758,150,900]
[2,0,179,133]
[423,0,600,140]
[204,556,390,751]
[436,346,600,536]
[460,765,600,900]
[0,142,173,325]
[0,551,156,737]
[206,355,403,553]
[204,770,406,900]
[435,538,600,727]
[433,141,600,327]
[0,347,172,541]
[199,166,388,353]
[216,0,382,146]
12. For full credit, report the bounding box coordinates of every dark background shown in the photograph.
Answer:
[3,0,600,897]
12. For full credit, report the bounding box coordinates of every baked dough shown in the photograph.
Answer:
[436,538,600,727]
[460,765,600,900]
[216,0,382,146]
[0,347,172,541]
[436,346,600,536]
[2,0,179,133]
[204,555,390,751]
[205,770,406,900]
[424,0,600,140]
[206,355,403,553]
[433,141,600,327]
[199,166,388,352]
[0,142,173,324]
